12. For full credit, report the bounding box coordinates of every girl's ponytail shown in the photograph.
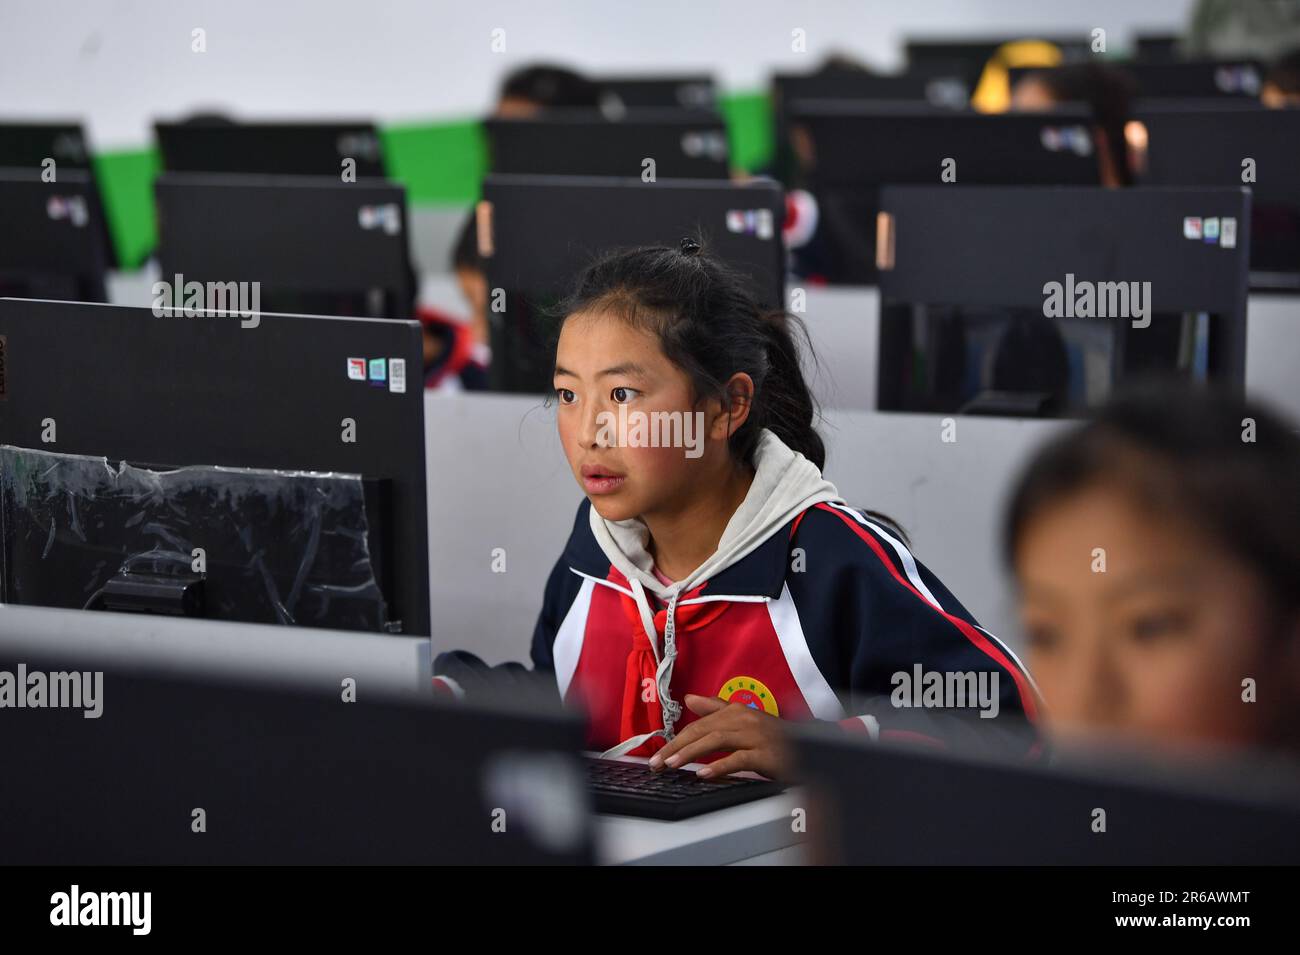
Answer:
[755,310,825,470]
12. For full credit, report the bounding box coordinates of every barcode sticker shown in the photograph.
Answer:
[389,358,406,394]
[1220,217,1237,249]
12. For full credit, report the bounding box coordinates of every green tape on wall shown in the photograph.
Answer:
[380,118,487,204]
[93,147,161,270]
[719,90,774,174]
[88,91,774,270]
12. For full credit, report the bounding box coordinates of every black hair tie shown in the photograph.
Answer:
[679,237,701,256]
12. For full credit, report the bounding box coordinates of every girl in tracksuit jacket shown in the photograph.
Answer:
[435,238,1040,779]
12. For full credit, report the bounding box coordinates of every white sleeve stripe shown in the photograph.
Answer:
[568,567,635,598]
[553,577,595,700]
[677,594,770,605]
[766,582,846,721]
[824,501,944,611]
[976,625,1044,700]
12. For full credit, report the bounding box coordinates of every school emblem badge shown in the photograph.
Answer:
[719,676,778,717]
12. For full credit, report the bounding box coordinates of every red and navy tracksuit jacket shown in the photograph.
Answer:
[527,498,1041,757]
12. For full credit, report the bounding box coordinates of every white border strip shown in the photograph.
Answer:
[567,568,635,599]
[553,577,595,700]
[767,582,845,720]
[825,501,943,610]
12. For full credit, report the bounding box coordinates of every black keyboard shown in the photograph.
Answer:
[585,756,784,820]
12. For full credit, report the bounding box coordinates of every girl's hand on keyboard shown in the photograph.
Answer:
[647,693,790,781]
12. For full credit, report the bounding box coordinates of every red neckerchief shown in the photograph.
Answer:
[608,569,731,755]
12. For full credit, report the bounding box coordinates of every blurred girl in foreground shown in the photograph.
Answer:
[1004,384,1300,756]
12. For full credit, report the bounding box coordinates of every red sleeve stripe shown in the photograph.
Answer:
[816,503,1041,723]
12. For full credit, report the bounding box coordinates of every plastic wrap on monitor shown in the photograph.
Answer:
[0,444,392,632]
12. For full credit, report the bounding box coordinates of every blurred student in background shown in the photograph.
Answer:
[419,218,489,390]
[493,63,601,117]
[1010,62,1138,187]
[1004,384,1300,757]
[427,64,601,388]
[1262,48,1300,107]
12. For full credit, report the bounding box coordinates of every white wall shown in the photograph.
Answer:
[2,0,1194,149]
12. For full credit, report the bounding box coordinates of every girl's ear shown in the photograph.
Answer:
[708,372,755,441]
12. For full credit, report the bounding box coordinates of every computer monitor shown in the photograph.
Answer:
[788,104,1100,283]
[0,169,110,302]
[1137,106,1300,291]
[1007,58,1267,113]
[0,121,120,268]
[874,185,1251,417]
[1133,33,1181,61]
[594,74,717,113]
[155,172,414,319]
[155,120,385,177]
[904,36,1093,90]
[774,68,969,115]
[0,298,430,635]
[1123,58,1264,100]
[794,724,1300,864]
[0,636,592,864]
[479,173,786,392]
[771,68,969,186]
[484,109,731,179]
[0,120,92,169]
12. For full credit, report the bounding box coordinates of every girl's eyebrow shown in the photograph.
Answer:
[552,362,648,380]
[597,362,648,379]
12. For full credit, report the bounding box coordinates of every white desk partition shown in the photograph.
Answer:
[424,391,581,664]
[0,601,432,701]
[797,284,881,412]
[1243,293,1300,422]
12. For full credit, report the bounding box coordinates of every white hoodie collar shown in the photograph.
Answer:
[587,428,843,599]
